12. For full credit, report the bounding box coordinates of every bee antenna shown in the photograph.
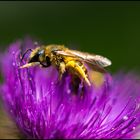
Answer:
[21,49,33,62]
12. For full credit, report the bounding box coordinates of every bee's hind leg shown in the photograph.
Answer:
[65,60,91,86]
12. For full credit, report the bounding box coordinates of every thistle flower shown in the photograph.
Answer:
[1,39,140,139]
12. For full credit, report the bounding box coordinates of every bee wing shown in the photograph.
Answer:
[55,49,111,72]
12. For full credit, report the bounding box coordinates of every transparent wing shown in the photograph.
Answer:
[55,49,112,68]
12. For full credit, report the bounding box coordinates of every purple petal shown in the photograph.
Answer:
[1,39,140,139]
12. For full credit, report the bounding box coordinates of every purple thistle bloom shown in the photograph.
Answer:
[1,39,140,139]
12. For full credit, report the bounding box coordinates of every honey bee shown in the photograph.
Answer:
[20,44,111,86]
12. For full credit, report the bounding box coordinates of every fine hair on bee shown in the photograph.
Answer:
[20,44,112,87]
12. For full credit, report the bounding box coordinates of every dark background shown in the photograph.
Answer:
[0,1,140,73]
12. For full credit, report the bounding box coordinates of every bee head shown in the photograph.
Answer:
[20,47,51,69]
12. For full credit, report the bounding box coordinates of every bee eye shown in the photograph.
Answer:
[38,50,44,55]
[29,54,39,63]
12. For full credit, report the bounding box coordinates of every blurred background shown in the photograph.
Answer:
[0,1,140,72]
[0,1,140,138]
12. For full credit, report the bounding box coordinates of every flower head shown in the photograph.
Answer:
[1,39,140,139]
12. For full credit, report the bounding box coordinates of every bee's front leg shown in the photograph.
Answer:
[54,62,66,85]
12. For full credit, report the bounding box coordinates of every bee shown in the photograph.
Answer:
[20,44,111,86]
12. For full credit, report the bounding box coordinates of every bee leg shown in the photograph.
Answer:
[20,62,40,69]
[54,62,66,85]
[65,60,91,86]
[58,62,66,81]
